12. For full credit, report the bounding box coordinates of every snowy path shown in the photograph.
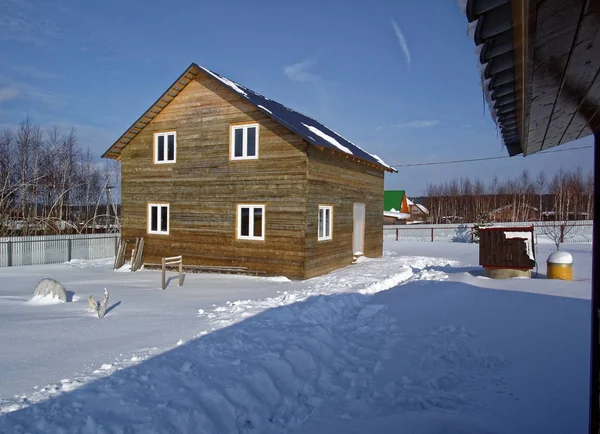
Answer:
[0,241,592,433]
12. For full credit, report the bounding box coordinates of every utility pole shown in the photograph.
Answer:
[105,185,113,233]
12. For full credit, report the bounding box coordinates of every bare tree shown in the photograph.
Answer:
[539,221,579,251]
[0,118,118,236]
[423,168,593,224]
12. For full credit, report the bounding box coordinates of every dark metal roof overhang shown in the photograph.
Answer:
[466,0,600,156]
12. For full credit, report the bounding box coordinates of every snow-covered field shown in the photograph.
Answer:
[0,241,591,433]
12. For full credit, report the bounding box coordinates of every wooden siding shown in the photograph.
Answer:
[478,227,535,269]
[120,74,309,278]
[304,147,384,279]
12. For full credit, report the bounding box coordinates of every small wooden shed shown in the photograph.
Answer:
[478,226,535,278]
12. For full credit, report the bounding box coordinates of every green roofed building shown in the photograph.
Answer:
[383,190,409,213]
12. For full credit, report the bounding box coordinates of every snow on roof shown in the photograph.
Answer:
[548,251,573,264]
[406,198,414,206]
[383,210,410,220]
[415,203,429,214]
[195,64,395,172]
[257,105,272,114]
[198,66,249,97]
[504,231,535,261]
[301,123,353,154]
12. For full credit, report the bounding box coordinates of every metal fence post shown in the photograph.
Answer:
[7,240,12,267]
[431,228,434,242]
[67,238,72,262]
[396,228,398,241]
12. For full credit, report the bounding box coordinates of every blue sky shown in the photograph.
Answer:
[0,0,594,195]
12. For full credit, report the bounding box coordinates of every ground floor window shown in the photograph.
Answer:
[318,205,333,241]
[148,203,169,234]
[237,204,265,240]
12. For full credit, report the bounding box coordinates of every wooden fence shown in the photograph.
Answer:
[0,233,120,267]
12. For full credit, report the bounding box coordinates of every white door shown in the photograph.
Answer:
[353,203,365,254]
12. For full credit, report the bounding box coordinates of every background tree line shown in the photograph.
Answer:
[424,167,594,224]
[0,118,120,236]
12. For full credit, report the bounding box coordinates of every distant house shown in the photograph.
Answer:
[383,190,411,224]
[102,63,395,279]
[406,198,430,223]
[488,204,538,222]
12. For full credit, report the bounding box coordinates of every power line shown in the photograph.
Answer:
[388,145,593,168]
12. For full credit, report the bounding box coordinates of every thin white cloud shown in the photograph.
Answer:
[393,120,440,128]
[0,86,20,103]
[0,0,60,45]
[391,19,411,69]
[0,75,75,109]
[283,60,321,83]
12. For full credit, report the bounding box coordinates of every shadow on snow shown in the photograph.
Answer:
[0,277,591,434]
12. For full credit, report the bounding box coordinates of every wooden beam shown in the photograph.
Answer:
[511,0,536,154]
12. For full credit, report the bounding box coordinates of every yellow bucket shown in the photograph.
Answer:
[547,251,573,281]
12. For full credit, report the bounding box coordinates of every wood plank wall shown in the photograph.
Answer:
[479,228,534,269]
[121,74,309,278]
[304,147,384,278]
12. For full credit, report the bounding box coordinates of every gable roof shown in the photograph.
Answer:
[103,63,395,172]
[383,190,405,212]
[414,203,429,214]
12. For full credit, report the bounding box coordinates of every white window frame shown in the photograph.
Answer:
[318,205,333,241]
[230,124,259,160]
[148,203,170,235]
[237,204,265,240]
[154,131,177,164]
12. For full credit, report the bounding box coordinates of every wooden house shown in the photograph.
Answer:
[406,198,429,223]
[488,204,538,222]
[102,63,395,279]
[383,191,428,224]
[383,190,410,224]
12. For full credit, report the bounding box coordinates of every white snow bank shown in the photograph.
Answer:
[27,294,65,306]
[67,258,114,268]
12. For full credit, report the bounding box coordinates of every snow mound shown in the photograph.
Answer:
[30,278,67,304]
[68,258,114,269]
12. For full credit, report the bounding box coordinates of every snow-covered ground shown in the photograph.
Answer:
[0,241,591,433]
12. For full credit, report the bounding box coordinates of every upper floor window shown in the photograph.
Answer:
[231,124,259,160]
[237,204,265,240]
[412,207,420,214]
[148,203,169,235]
[318,205,332,241]
[154,132,176,164]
